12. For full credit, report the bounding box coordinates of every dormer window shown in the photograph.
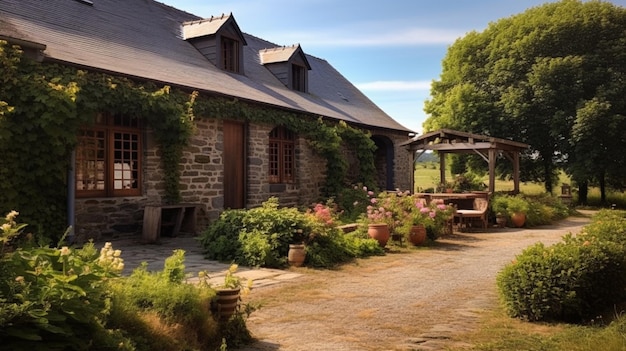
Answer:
[182,13,247,74]
[260,44,311,93]
[221,36,240,73]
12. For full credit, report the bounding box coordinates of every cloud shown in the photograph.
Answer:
[356,80,432,92]
[264,27,463,47]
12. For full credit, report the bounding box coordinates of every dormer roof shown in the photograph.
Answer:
[182,13,247,45]
[260,44,311,69]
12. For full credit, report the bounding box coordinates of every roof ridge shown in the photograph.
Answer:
[182,12,231,26]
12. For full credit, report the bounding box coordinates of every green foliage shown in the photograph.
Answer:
[450,172,487,192]
[497,210,626,323]
[0,213,132,350]
[0,41,378,241]
[193,100,377,198]
[0,41,195,240]
[200,197,383,268]
[424,1,626,193]
[491,194,530,216]
[492,193,570,227]
[335,184,373,223]
[199,209,246,262]
[109,261,211,327]
[524,193,571,227]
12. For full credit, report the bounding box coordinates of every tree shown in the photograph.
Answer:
[424,0,626,195]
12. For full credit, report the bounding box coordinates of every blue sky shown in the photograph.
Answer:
[163,0,626,134]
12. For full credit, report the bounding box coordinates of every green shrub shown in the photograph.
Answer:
[199,209,246,261]
[581,210,626,244]
[335,184,372,223]
[497,234,626,322]
[0,212,133,350]
[524,193,571,227]
[200,197,384,269]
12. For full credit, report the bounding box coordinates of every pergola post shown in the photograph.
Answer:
[439,153,446,186]
[488,149,496,194]
[513,151,520,194]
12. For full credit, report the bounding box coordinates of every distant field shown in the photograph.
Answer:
[413,162,566,194]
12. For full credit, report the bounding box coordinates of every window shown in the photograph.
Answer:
[292,64,307,92]
[76,113,142,197]
[221,36,240,73]
[269,126,295,183]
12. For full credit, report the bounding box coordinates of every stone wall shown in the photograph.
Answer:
[74,118,409,242]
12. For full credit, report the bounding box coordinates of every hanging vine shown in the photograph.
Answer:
[0,40,377,240]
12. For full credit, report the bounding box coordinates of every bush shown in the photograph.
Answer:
[524,193,571,227]
[497,210,626,323]
[200,197,383,269]
[199,209,246,261]
[0,211,133,350]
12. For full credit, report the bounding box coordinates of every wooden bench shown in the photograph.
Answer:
[142,204,200,243]
[453,197,489,231]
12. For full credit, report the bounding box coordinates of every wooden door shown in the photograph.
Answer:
[223,121,245,209]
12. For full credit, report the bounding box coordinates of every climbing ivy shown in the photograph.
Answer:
[0,41,195,239]
[0,41,376,241]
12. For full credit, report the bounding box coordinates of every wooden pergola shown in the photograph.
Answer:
[401,129,529,194]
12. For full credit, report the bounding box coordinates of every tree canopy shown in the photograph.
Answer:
[424,0,626,200]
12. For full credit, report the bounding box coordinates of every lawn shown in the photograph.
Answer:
[413,162,567,195]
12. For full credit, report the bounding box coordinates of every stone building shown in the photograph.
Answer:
[0,0,414,241]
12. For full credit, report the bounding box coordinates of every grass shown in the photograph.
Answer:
[413,162,625,205]
[447,307,626,351]
[413,162,555,194]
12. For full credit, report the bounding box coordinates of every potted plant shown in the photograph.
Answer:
[507,196,529,228]
[492,195,529,228]
[395,198,430,246]
[208,264,252,322]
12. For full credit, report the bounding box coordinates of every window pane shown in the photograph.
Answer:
[113,131,139,190]
[76,129,106,191]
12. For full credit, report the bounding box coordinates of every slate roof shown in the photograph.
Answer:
[0,0,412,133]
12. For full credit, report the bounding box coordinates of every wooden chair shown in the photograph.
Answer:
[454,197,489,231]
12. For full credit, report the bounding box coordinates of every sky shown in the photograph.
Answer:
[162,0,626,134]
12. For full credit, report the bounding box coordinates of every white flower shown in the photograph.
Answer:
[5,210,19,222]
[60,246,71,256]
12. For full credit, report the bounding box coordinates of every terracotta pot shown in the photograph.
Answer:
[510,212,526,228]
[367,223,390,247]
[212,288,240,322]
[408,225,427,246]
[288,243,306,267]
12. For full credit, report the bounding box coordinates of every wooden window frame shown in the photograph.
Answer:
[221,36,240,73]
[76,113,142,198]
[269,126,295,184]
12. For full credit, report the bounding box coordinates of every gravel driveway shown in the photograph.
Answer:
[239,214,592,351]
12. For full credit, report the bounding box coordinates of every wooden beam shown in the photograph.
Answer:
[426,142,493,151]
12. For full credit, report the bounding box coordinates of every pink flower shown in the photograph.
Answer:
[371,198,378,204]
[420,207,430,214]
[437,204,447,210]
[429,211,436,219]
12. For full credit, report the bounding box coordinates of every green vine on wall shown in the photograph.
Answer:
[193,98,377,196]
[0,41,376,240]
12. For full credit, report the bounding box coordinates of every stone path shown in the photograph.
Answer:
[110,235,302,288]
[109,212,594,350]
